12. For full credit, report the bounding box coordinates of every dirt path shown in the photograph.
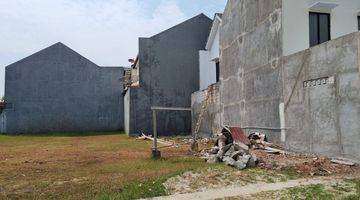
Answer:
[145,177,343,200]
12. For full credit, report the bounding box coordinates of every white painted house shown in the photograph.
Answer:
[283,0,360,56]
[199,13,222,91]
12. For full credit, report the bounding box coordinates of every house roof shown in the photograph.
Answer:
[5,42,123,70]
[205,13,222,50]
[131,13,212,68]
[148,13,212,39]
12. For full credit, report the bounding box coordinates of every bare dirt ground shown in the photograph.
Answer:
[0,134,207,199]
[155,147,360,200]
[162,148,359,195]
[1,134,359,200]
[252,150,358,176]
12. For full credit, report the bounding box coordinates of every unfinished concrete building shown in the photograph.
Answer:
[124,14,213,136]
[192,13,222,137]
[213,0,360,161]
[1,43,124,134]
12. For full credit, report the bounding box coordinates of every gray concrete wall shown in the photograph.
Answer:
[220,0,283,142]
[2,43,124,134]
[219,0,360,161]
[283,32,360,161]
[127,14,212,136]
[191,83,221,137]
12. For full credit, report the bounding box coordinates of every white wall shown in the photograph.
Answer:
[124,89,130,135]
[199,17,221,91]
[199,50,216,91]
[283,0,360,56]
[209,30,220,61]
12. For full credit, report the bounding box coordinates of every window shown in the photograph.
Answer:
[358,16,360,31]
[309,12,331,47]
[215,61,220,82]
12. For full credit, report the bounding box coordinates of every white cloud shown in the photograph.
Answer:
[0,0,187,95]
[150,0,186,31]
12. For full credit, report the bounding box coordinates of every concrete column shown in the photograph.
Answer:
[279,102,286,143]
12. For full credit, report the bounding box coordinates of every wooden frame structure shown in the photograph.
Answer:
[150,106,191,157]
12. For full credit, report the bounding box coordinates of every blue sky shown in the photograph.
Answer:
[0,0,227,95]
[144,0,226,17]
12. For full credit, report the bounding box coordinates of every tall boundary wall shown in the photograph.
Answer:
[283,32,360,161]
[211,0,360,161]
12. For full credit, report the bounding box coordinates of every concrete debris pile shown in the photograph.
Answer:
[202,128,258,170]
[294,156,357,176]
[181,138,211,145]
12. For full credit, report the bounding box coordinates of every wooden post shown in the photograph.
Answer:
[150,106,191,159]
[153,109,157,150]
[152,109,161,158]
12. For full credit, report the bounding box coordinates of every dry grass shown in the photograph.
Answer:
[226,179,360,200]
[0,133,207,200]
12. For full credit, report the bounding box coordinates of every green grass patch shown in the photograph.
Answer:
[242,167,299,183]
[96,175,171,200]
[280,166,300,180]
[99,157,206,175]
[341,179,360,200]
[1,131,125,137]
[288,184,334,199]
[86,137,151,151]
[281,179,360,200]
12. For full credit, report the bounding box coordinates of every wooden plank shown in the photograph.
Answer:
[151,106,191,111]
[331,159,355,166]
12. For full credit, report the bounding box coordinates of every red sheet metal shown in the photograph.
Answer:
[229,127,250,145]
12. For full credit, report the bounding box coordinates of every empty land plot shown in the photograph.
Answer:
[1,134,359,200]
[0,133,206,199]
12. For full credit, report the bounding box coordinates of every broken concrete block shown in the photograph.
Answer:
[218,135,226,148]
[223,157,236,166]
[233,154,251,170]
[206,155,220,164]
[209,146,220,154]
[222,144,233,152]
[224,145,235,157]
[247,156,257,168]
[234,160,247,170]
[217,144,233,158]
[231,151,244,160]
[234,142,249,153]
[237,154,251,165]
[216,149,224,159]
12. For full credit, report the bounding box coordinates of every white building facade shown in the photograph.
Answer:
[283,0,360,56]
[199,13,222,91]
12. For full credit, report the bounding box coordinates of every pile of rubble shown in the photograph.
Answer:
[204,143,257,170]
[201,127,358,174]
[202,127,257,170]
